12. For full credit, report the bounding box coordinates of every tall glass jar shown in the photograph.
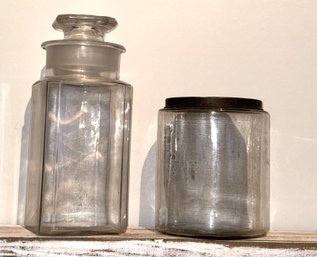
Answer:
[156,97,270,238]
[25,14,132,235]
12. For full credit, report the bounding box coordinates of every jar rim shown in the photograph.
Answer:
[164,97,263,110]
[41,40,126,52]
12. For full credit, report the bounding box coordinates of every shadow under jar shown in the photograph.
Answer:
[156,97,270,238]
[24,14,132,235]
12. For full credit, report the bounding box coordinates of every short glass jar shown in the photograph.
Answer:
[156,97,270,238]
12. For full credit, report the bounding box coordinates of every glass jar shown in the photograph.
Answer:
[25,14,132,235]
[156,97,270,238]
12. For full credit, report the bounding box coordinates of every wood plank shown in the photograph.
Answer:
[0,226,317,256]
[1,226,317,245]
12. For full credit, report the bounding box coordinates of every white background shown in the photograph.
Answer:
[0,0,317,231]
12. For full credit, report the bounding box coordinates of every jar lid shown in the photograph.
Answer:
[165,97,263,110]
[42,14,125,51]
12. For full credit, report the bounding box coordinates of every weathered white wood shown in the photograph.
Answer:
[2,239,317,257]
[0,226,316,256]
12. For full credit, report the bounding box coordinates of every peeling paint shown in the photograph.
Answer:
[1,239,316,257]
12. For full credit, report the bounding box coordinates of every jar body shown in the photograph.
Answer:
[25,79,132,235]
[156,108,270,238]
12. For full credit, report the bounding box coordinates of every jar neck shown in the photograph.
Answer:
[44,42,124,80]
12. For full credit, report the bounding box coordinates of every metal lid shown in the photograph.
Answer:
[165,97,263,110]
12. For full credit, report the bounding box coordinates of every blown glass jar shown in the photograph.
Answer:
[25,14,132,235]
[156,97,270,238]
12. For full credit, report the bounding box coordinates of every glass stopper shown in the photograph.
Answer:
[53,14,118,41]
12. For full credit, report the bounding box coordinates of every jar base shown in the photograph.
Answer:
[39,225,127,236]
[156,226,268,239]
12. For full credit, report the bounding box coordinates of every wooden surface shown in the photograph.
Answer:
[0,226,317,256]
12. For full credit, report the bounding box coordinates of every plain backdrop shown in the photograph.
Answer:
[0,0,317,231]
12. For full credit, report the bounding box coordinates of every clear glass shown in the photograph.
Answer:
[25,14,132,235]
[156,109,270,238]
